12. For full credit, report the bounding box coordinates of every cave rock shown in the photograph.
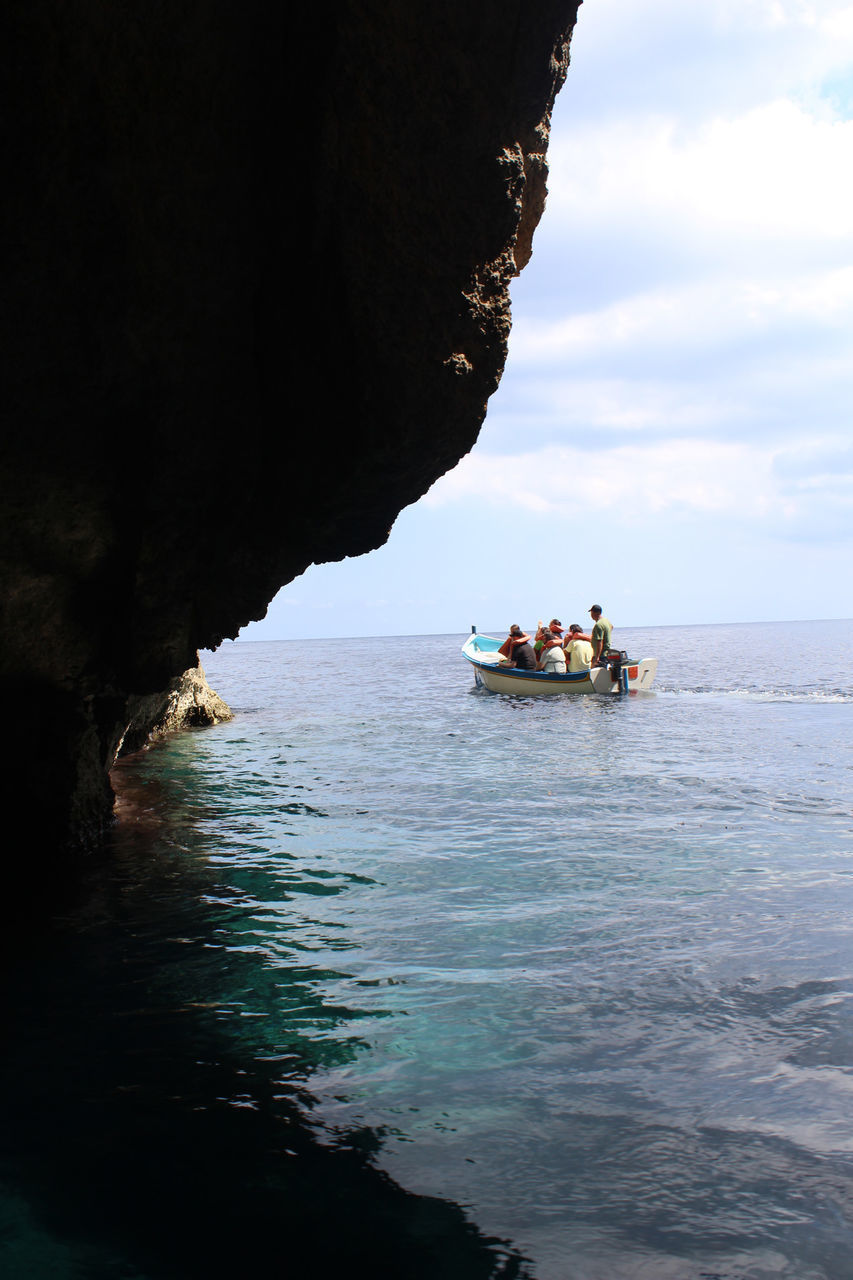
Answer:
[118,663,234,759]
[2,2,582,854]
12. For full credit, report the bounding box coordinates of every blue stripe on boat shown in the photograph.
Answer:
[464,657,590,683]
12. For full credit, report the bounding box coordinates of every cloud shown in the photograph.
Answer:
[545,99,853,251]
[424,440,778,517]
[469,6,853,550]
[509,267,853,372]
[774,438,853,484]
[492,375,749,438]
[562,0,853,123]
[424,435,853,543]
[486,262,853,459]
[773,438,853,541]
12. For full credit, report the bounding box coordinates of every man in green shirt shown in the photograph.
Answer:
[589,605,613,666]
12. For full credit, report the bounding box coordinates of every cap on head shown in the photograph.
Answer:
[589,604,602,614]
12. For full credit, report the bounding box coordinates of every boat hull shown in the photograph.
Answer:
[462,633,657,696]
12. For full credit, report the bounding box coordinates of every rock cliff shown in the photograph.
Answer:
[118,664,233,760]
[1,2,582,854]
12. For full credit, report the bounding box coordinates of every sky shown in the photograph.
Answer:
[241,0,853,641]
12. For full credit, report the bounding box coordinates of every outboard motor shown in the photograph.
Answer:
[604,648,629,683]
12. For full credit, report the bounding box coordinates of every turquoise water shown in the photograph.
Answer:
[2,621,853,1278]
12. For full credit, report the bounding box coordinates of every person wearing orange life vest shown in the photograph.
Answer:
[536,629,567,674]
[498,624,536,669]
[563,623,594,672]
[534,617,564,657]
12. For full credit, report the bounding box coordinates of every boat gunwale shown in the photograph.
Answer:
[462,651,593,685]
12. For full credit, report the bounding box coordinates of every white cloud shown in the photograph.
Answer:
[714,0,852,33]
[424,440,781,517]
[496,376,748,435]
[773,437,853,532]
[822,5,853,41]
[563,0,853,123]
[491,263,853,455]
[471,7,853,549]
[510,266,853,370]
[425,435,853,541]
[727,0,853,43]
[547,99,853,244]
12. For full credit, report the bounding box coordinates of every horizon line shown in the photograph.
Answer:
[208,616,852,647]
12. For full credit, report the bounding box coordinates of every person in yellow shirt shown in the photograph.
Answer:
[563,624,594,672]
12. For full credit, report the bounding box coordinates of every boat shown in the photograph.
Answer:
[462,631,658,695]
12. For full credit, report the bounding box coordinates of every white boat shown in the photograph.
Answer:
[462,631,658,695]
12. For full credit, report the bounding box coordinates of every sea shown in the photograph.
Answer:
[2,619,853,1280]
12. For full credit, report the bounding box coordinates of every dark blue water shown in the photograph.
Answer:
[3,621,852,1278]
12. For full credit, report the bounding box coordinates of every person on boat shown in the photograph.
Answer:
[498,624,536,669]
[563,623,594,672]
[536,630,567,674]
[589,605,614,666]
[534,618,564,656]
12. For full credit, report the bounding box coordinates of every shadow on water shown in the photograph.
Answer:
[0,758,532,1280]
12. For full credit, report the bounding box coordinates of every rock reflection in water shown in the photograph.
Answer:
[0,760,529,1280]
